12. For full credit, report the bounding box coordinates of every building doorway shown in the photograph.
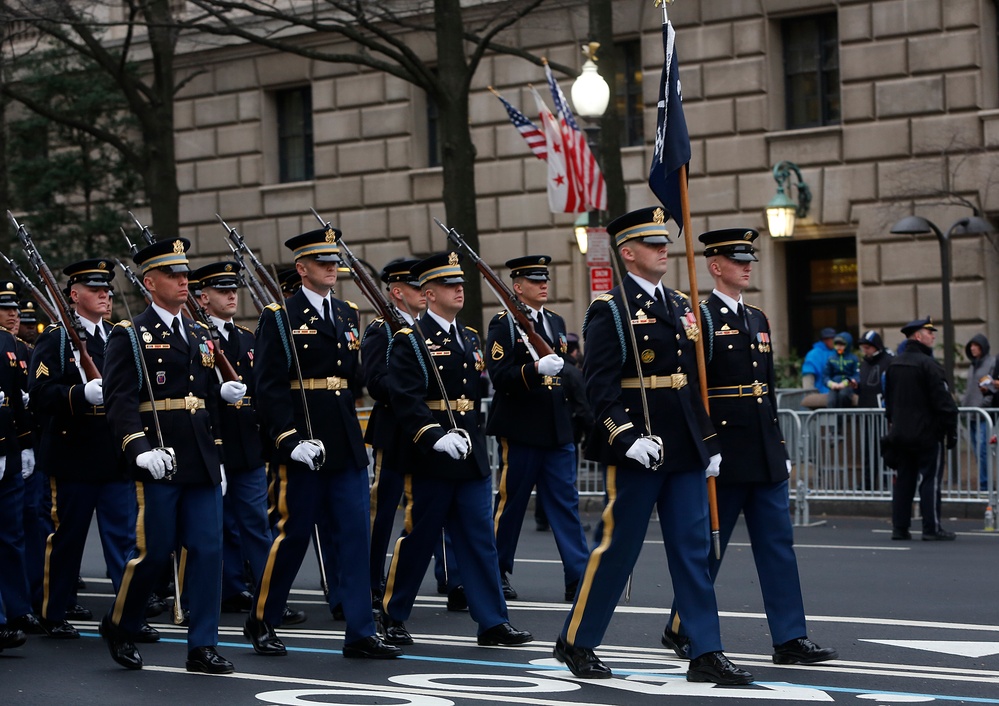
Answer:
[786,237,858,358]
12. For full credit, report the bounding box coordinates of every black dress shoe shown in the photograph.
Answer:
[553,635,611,679]
[923,529,957,541]
[100,616,142,670]
[687,651,753,685]
[135,623,161,643]
[76,576,87,590]
[564,579,579,603]
[186,646,235,674]
[220,590,254,613]
[0,627,27,651]
[243,616,286,656]
[447,586,468,612]
[65,604,93,621]
[773,637,838,664]
[330,603,345,621]
[40,618,80,639]
[343,634,402,659]
[281,607,307,626]
[477,621,532,646]
[7,613,45,635]
[146,594,167,618]
[500,574,518,600]
[382,618,414,646]
[661,625,691,660]
[891,528,911,540]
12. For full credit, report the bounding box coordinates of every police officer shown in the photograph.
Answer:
[553,207,752,685]
[246,225,399,660]
[193,262,273,615]
[486,256,588,602]
[100,237,235,674]
[379,252,531,648]
[660,229,837,666]
[883,318,959,541]
[29,260,140,640]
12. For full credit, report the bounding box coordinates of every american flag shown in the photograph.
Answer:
[493,89,547,160]
[531,86,583,213]
[544,61,607,212]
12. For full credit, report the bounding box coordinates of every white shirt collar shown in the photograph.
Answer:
[77,314,104,338]
[425,308,455,333]
[150,301,184,330]
[300,285,332,315]
[209,314,233,338]
[627,272,664,301]
[399,309,415,326]
[712,288,743,313]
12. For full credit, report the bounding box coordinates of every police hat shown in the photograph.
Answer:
[699,228,759,262]
[19,300,37,325]
[193,261,241,290]
[285,225,342,263]
[133,238,191,275]
[901,316,937,337]
[411,252,465,287]
[606,207,673,248]
[0,281,22,309]
[64,259,115,288]
[380,257,421,285]
[506,255,551,282]
[278,268,302,296]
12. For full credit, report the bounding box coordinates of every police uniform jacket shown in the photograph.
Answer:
[485,309,573,447]
[361,317,405,465]
[103,307,223,484]
[387,314,489,481]
[216,322,264,474]
[0,329,29,470]
[253,290,368,471]
[27,322,125,483]
[582,278,718,473]
[699,293,787,484]
[884,339,958,450]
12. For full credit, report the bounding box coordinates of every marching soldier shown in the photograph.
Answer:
[18,300,40,345]
[553,207,752,685]
[245,225,399,660]
[29,260,140,640]
[379,252,531,648]
[100,237,235,674]
[660,230,837,665]
[486,256,588,602]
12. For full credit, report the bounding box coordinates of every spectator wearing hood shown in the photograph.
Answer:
[857,331,893,408]
[961,334,995,491]
[824,332,859,408]
[801,327,836,393]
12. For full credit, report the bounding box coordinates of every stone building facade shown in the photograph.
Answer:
[161,1,999,363]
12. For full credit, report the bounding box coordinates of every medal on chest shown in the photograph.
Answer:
[200,339,215,368]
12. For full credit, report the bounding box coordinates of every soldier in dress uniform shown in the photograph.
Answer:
[245,225,399,660]
[29,260,142,640]
[379,252,532,648]
[553,207,752,685]
[100,237,236,674]
[659,229,837,666]
[486,255,589,603]
[18,301,40,345]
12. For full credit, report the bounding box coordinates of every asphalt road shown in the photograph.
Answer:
[2,510,998,705]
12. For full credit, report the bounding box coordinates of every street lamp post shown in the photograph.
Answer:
[571,42,610,244]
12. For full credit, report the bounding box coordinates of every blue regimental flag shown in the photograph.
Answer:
[648,17,691,232]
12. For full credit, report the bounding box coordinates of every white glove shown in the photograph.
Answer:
[706,453,721,478]
[220,380,247,404]
[290,440,323,470]
[220,464,227,496]
[0,455,5,482]
[84,379,104,406]
[21,390,29,408]
[20,448,35,479]
[0,390,5,408]
[625,437,662,469]
[433,431,470,460]
[136,448,175,480]
[537,354,564,376]
[786,459,792,476]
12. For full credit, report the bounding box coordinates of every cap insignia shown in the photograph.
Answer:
[744,231,753,240]
[99,261,107,269]
[653,207,665,225]
[448,252,459,266]
[325,227,336,243]
[225,264,233,272]
[172,240,184,254]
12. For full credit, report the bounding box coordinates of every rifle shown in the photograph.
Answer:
[113,252,151,304]
[433,218,553,361]
[0,248,58,322]
[217,214,282,303]
[8,212,101,382]
[308,209,407,333]
[222,237,268,314]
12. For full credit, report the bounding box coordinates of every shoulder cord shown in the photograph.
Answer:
[699,302,715,365]
[123,324,144,392]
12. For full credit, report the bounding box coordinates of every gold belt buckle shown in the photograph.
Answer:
[671,373,687,390]
[326,377,343,390]
[751,381,764,397]
[456,399,474,412]
[184,394,199,414]
[542,375,554,386]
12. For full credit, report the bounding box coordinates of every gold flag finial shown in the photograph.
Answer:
[582,42,600,63]
[654,0,677,7]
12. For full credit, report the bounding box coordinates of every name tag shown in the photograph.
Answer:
[291,329,317,335]
[145,344,171,349]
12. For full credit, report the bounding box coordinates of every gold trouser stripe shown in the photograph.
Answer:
[265,462,277,517]
[381,474,413,613]
[177,547,188,600]
[370,449,384,533]
[670,611,682,635]
[41,477,60,619]
[566,465,618,646]
[493,438,511,536]
[113,482,147,625]
[255,464,289,622]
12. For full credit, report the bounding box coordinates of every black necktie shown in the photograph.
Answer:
[225,322,240,360]
[535,312,552,346]
[172,317,188,352]
[450,323,463,350]
[322,298,332,326]
[738,303,749,329]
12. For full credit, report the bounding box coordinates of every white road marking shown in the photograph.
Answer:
[862,640,999,658]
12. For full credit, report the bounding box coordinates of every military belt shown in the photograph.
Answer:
[708,382,768,399]
[541,375,562,387]
[139,395,206,414]
[0,397,8,407]
[227,396,252,408]
[426,398,476,413]
[621,373,687,390]
[291,376,348,391]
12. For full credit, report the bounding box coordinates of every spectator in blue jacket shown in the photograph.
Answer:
[802,327,837,393]
[825,333,860,408]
